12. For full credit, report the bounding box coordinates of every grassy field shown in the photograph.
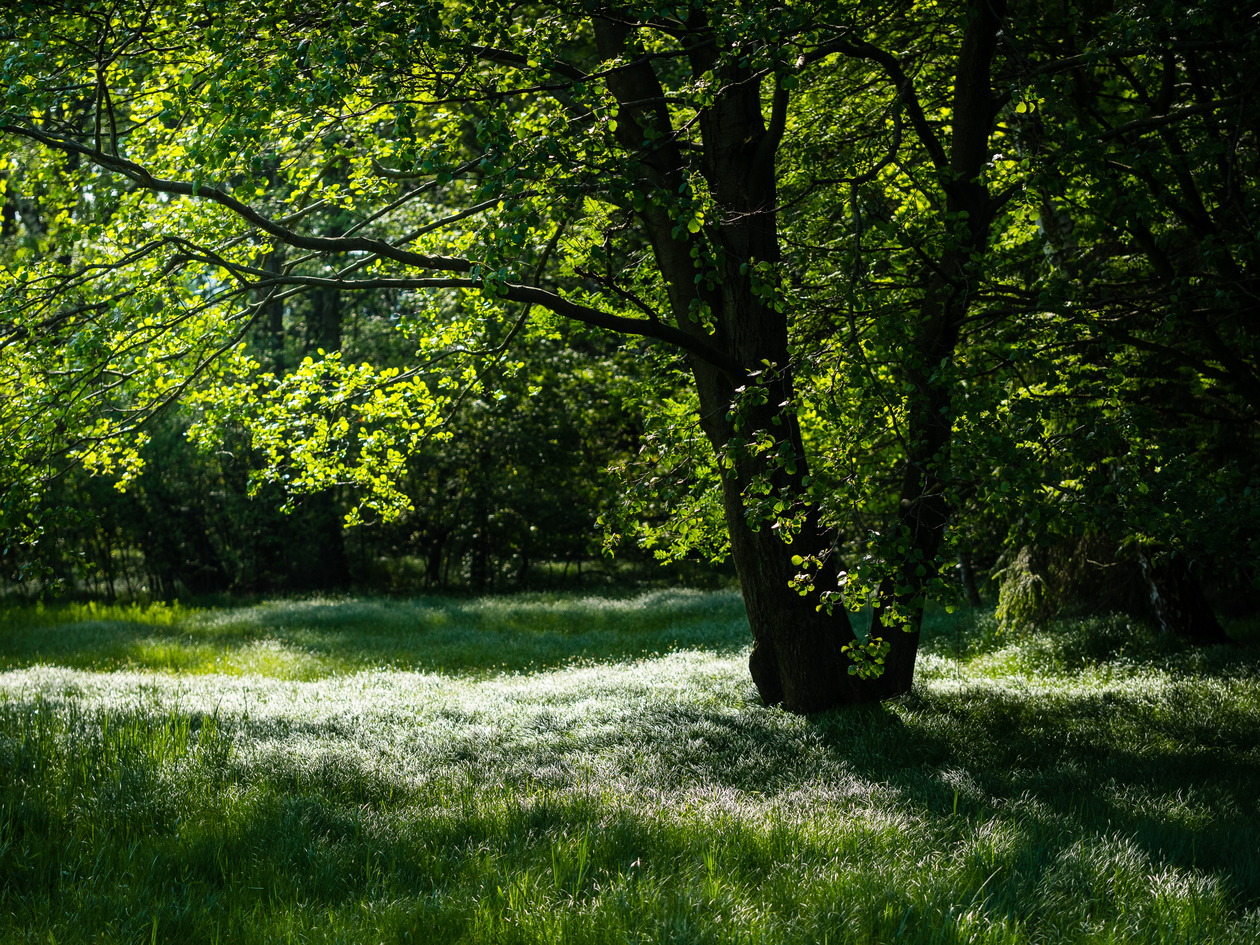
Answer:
[0,590,1256,944]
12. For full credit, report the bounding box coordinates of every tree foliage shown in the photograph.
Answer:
[1,0,1255,707]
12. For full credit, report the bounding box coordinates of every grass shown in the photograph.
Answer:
[0,590,749,678]
[0,591,1256,943]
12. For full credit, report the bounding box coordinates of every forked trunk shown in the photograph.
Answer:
[688,352,921,711]
[595,2,1005,712]
[720,469,920,711]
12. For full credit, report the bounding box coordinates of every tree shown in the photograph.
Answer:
[941,1,1259,635]
[2,1,1252,711]
[0,336,640,600]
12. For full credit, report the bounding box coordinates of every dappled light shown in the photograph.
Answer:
[2,0,1257,939]
[1,592,1256,942]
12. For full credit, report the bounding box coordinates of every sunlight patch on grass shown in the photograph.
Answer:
[0,588,750,679]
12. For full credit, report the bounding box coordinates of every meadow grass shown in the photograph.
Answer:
[0,591,1256,943]
[0,590,748,678]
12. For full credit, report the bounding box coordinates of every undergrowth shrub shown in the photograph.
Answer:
[994,544,1050,635]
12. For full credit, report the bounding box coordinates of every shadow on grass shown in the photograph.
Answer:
[597,687,1260,909]
[822,692,1258,890]
[3,596,1259,942]
[4,680,1257,944]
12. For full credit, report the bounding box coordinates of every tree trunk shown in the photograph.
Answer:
[822,0,1007,701]
[593,18,873,712]
[0,173,16,238]
[301,283,350,589]
[470,527,488,593]
[310,286,342,355]
[1139,551,1233,645]
[304,494,351,590]
[958,551,983,607]
[261,250,286,374]
[426,533,445,586]
[595,2,1004,711]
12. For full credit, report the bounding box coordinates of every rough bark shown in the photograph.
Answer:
[593,4,1008,711]
[593,14,937,711]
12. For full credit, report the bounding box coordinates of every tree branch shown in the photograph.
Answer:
[0,124,475,274]
[236,272,746,379]
[1099,95,1241,140]
[801,39,948,172]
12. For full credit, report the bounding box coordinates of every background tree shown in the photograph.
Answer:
[946,0,1259,639]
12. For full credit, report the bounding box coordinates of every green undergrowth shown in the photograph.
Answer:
[0,591,1257,943]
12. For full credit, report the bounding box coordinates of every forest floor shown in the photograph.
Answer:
[0,589,1256,944]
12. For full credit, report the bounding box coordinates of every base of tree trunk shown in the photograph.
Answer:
[747,606,919,713]
[1139,552,1234,645]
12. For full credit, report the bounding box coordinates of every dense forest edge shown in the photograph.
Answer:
[1,0,1257,711]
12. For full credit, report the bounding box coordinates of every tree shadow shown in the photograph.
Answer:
[804,684,1260,909]
[4,600,1259,941]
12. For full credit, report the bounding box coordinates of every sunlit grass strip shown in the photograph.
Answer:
[0,597,196,628]
[0,589,751,678]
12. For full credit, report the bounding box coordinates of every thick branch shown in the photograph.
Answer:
[227,272,746,378]
[0,125,475,273]
[1099,95,1241,140]
[471,45,588,81]
[802,39,949,172]
[3,123,746,378]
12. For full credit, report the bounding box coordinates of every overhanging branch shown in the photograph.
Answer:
[0,125,475,274]
[239,272,746,378]
[2,119,748,380]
